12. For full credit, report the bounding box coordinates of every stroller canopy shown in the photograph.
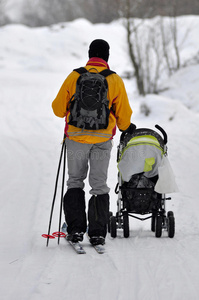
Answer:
[118,128,166,182]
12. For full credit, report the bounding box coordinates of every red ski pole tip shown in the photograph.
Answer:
[42,234,55,239]
[52,231,66,238]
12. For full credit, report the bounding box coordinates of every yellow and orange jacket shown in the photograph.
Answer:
[52,58,133,144]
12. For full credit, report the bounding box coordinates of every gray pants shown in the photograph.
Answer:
[66,139,112,195]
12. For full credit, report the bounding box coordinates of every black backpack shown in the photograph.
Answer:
[68,67,115,130]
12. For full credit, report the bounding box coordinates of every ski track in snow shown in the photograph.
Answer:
[1,18,199,300]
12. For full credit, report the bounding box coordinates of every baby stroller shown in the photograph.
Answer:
[109,124,175,238]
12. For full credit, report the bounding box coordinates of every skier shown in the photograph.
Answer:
[52,39,135,246]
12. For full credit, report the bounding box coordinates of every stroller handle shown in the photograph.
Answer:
[120,131,126,143]
[155,124,168,144]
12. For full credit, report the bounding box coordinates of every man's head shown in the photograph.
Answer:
[88,39,110,62]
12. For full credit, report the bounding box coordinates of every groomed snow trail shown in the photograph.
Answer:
[1,19,199,300]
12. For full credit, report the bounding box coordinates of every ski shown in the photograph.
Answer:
[61,223,104,254]
[92,244,105,254]
[66,239,105,254]
[86,233,105,254]
[67,239,86,254]
[61,222,86,254]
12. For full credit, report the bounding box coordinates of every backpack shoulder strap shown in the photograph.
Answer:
[73,67,116,78]
[99,69,116,78]
[73,67,88,75]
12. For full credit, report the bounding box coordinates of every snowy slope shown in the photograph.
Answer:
[1,17,199,300]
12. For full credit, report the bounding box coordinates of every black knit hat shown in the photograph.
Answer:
[88,39,110,62]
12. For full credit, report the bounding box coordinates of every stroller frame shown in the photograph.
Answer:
[109,125,175,238]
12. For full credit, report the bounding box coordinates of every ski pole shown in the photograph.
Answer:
[57,141,66,245]
[46,137,66,247]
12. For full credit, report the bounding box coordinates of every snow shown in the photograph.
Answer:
[1,16,199,300]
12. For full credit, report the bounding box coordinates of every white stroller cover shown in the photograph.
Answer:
[154,155,179,193]
[118,135,178,193]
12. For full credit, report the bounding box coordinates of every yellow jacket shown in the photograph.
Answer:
[52,58,133,144]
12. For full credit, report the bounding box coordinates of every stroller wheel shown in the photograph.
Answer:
[168,215,175,238]
[123,211,129,238]
[155,215,162,238]
[110,216,117,238]
[167,211,174,217]
[151,213,156,232]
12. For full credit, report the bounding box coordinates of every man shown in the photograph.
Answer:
[52,39,135,245]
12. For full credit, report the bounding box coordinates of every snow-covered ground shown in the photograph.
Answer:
[1,16,199,300]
